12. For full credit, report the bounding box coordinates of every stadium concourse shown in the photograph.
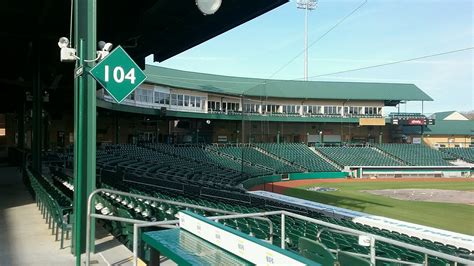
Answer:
[2,65,474,264]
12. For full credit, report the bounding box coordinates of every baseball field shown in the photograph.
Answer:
[256,178,474,235]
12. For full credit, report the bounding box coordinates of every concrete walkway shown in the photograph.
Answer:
[0,164,175,266]
[0,166,77,265]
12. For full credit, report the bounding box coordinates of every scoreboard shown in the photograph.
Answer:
[392,117,435,126]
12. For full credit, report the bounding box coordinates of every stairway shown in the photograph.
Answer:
[309,147,344,171]
[204,146,274,173]
[370,146,410,166]
[252,145,309,172]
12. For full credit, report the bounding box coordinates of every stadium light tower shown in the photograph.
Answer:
[296,0,317,81]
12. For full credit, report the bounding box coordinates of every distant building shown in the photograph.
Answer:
[403,111,473,148]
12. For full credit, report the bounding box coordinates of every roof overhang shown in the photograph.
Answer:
[0,0,288,113]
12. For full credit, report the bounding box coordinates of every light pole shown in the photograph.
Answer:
[296,0,317,81]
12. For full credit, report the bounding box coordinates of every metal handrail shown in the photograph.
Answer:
[85,188,274,266]
[85,189,473,266]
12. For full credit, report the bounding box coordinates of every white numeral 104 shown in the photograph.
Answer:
[104,65,136,84]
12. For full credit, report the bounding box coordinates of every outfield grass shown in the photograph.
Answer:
[283,180,474,235]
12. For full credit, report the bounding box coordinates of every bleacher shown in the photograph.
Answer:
[145,143,270,177]
[374,144,453,166]
[214,145,302,174]
[440,148,474,163]
[256,143,339,171]
[25,167,72,249]
[97,144,248,189]
[315,146,404,167]
[89,170,472,265]
[35,143,474,265]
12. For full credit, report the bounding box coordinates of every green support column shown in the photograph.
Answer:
[73,0,96,263]
[115,113,119,144]
[32,41,42,174]
[18,102,25,150]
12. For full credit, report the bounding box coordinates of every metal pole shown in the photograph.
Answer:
[304,5,308,81]
[281,213,285,249]
[18,102,25,150]
[73,0,97,263]
[133,224,138,266]
[370,236,376,265]
[32,40,42,174]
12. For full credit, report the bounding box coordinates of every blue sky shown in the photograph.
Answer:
[146,0,473,115]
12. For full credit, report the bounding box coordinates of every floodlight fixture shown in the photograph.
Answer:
[296,0,317,81]
[296,0,317,10]
[196,0,222,15]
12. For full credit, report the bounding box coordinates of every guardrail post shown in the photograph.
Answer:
[281,213,285,249]
[370,236,376,265]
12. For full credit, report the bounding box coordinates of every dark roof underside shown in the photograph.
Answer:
[0,0,288,113]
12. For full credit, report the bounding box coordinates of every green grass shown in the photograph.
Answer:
[283,180,474,235]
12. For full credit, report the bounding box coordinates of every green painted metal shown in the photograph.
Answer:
[144,65,433,102]
[288,172,348,180]
[18,103,25,150]
[241,172,347,189]
[142,229,252,265]
[32,41,42,174]
[73,0,96,263]
[241,175,282,189]
[96,98,362,123]
[90,46,147,103]
[180,210,320,266]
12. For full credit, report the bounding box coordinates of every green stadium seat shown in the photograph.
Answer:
[337,251,371,266]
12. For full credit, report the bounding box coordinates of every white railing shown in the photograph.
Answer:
[84,189,473,266]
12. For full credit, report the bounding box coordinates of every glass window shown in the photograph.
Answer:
[190,96,195,107]
[184,95,189,107]
[196,97,201,108]
[171,94,177,105]
[178,95,183,106]
[216,102,220,110]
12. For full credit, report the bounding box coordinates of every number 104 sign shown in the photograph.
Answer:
[90,46,147,103]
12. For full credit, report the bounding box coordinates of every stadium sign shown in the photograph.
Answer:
[90,46,147,103]
[392,118,435,126]
[407,118,425,125]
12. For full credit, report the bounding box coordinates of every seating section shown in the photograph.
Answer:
[41,143,473,264]
[256,143,339,171]
[26,168,72,249]
[145,143,270,177]
[97,144,248,189]
[315,146,404,167]
[91,171,471,265]
[214,146,301,173]
[375,144,453,166]
[440,148,474,163]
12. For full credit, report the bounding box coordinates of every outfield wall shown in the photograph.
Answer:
[241,172,347,189]
[347,166,473,178]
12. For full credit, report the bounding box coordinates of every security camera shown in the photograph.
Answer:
[58,37,77,62]
[102,43,113,52]
[97,41,113,60]
[58,37,69,48]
